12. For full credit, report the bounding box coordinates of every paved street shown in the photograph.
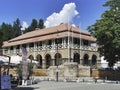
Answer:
[14,81,120,90]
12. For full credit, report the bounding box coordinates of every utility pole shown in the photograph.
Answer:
[56,30,59,82]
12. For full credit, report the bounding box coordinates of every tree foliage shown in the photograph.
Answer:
[24,19,38,33]
[16,62,33,80]
[24,18,45,33]
[0,22,14,48]
[12,18,22,37]
[88,0,120,67]
[38,19,45,29]
[0,18,45,48]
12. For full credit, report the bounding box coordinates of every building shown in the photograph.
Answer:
[2,23,100,77]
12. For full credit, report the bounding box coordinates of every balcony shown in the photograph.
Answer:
[3,44,98,55]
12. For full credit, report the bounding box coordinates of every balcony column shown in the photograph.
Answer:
[42,58,46,69]
[62,38,64,48]
[80,55,83,65]
[51,39,54,45]
[52,39,55,49]
[63,38,66,48]
[43,41,46,50]
[13,46,16,54]
[19,45,22,53]
[2,49,5,55]
[52,59,55,66]
[26,44,29,52]
[7,48,10,54]
[34,42,37,51]
[33,42,36,59]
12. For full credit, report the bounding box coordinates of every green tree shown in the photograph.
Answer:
[24,18,45,33]
[30,19,38,30]
[0,23,13,48]
[88,0,120,67]
[27,63,33,79]
[38,19,45,29]
[16,64,22,80]
[24,19,38,33]
[16,62,33,80]
[12,18,22,38]
[0,30,3,48]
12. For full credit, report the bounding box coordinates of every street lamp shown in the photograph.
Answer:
[115,55,119,68]
[115,54,119,81]
[56,30,59,82]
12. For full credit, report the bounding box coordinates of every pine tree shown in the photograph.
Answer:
[38,19,45,29]
[12,18,22,38]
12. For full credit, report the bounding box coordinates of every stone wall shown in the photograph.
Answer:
[8,63,91,77]
[47,62,91,78]
[92,69,120,80]
[78,65,91,77]
[9,69,47,76]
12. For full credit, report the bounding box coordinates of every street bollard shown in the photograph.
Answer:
[94,78,97,83]
[103,79,105,83]
[116,80,118,84]
[82,78,84,83]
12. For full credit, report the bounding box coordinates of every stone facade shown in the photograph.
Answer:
[2,24,100,77]
[47,62,91,77]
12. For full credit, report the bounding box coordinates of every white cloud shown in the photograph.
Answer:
[45,2,79,28]
[72,24,76,27]
[21,21,29,31]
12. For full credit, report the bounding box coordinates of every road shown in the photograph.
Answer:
[14,81,120,90]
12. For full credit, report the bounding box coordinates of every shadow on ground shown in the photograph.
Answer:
[13,87,39,90]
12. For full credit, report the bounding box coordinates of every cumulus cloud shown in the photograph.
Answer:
[21,21,29,30]
[45,2,79,28]
[72,24,76,27]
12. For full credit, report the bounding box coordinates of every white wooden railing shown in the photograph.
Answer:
[3,44,98,55]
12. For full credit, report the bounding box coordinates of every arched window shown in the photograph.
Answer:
[92,55,97,66]
[36,54,42,68]
[28,55,34,60]
[55,53,62,66]
[83,54,89,66]
[73,53,80,64]
[45,54,51,68]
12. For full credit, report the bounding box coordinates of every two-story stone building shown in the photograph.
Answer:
[2,23,100,77]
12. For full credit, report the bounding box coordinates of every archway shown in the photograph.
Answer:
[73,53,80,64]
[55,53,62,66]
[28,55,34,60]
[92,55,97,66]
[36,54,42,68]
[28,55,34,64]
[45,54,51,68]
[83,54,89,66]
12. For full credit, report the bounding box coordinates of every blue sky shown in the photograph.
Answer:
[0,0,108,31]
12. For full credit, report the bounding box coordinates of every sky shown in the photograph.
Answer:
[0,0,108,31]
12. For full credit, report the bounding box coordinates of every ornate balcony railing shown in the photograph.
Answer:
[3,44,98,55]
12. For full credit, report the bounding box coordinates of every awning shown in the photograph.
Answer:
[0,55,39,65]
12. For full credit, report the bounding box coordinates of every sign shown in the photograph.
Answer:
[1,75,11,89]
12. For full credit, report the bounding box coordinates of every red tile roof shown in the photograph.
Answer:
[2,23,96,47]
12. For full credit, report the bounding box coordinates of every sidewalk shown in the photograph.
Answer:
[14,81,120,90]
[32,76,120,84]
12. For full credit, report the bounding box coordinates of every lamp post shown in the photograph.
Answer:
[115,54,118,81]
[56,30,59,82]
[115,55,119,68]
